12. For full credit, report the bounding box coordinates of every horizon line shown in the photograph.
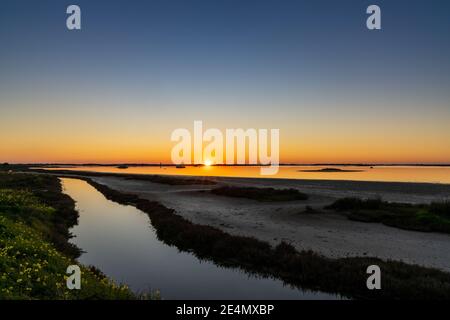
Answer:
[4,163,450,167]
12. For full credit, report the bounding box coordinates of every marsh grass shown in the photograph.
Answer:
[27,168,216,185]
[326,197,450,233]
[211,186,308,202]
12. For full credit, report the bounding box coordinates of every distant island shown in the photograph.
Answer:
[298,168,365,173]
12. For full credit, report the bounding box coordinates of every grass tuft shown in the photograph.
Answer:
[326,197,450,234]
[211,186,308,202]
[0,216,134,299]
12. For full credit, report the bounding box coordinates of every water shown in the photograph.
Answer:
[61,177,339,300]
[51,165,450,184]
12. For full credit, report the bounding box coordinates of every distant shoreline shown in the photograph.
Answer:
[15,165,450,186]
[5,163,450,167]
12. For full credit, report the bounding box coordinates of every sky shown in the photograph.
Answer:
[1,0,450,164]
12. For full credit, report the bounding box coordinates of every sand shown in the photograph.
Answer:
[87,175,450,272]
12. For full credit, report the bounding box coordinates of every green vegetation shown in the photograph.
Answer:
[325,197,384,211]
[0,216,133,299]
[87,178,450,299]
[211,186,308,202]
[429,201,450,218]
[0,173,136,299]
[326,197,450,233]
[0,173,80,257]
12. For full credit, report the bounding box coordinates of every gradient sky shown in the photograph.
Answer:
[1,0,450,164]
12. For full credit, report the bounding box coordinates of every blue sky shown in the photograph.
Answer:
[1,0,450,163]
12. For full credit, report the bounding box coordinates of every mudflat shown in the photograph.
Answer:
[89,175,450,272]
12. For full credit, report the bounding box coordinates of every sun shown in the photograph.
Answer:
[204,159,213,166]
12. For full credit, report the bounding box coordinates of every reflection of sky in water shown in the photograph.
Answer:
[52,166,450,184]
[62,178,340,299]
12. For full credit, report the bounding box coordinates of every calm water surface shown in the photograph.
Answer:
[61,178,339,299]
[51,165,450,184]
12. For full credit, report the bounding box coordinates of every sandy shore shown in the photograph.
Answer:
[88,175,450,272]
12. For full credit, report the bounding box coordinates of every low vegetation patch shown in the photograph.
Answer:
[211,186,308,202]
[0,216,133,299]
[298,167,363,172]
[429,201,450,219]
[86,178,450,299]
[123,174,216,185]
[0,173,80,257]
[326,197,450,233]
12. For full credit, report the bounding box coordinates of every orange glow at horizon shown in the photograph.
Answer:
[2,137,450,164]
[2,106,450,164]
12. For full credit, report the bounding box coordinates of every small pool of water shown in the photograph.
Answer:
[61,177,340,299]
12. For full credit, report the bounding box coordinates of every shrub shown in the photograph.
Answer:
[211,186,308,201]
[325,197,382,211]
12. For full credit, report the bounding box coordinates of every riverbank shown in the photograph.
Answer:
[29,164,450,184]
[0,172,136,299]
